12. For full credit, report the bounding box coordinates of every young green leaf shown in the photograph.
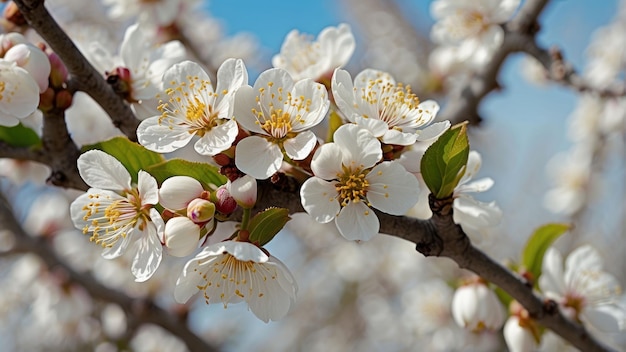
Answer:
[146,159,227,190]
[522,223,570,283]
[420,122,470,198]
[0,123,41,147]
[247,207,291,247]
[82,136,164,183]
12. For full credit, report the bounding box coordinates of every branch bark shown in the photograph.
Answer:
[12,0,140,141]
[0,191,219,352]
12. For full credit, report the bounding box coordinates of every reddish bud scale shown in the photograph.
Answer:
[238,230,250,242]
[55,90,73,110]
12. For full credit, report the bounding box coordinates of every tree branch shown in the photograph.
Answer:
[0,191,219,352]
[12,0,140,141]
[249,182,615,352]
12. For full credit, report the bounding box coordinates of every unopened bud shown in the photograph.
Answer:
[451,281,505,332]
[186,198,215,223]
[106,67,133,101]
[38,87,55,112]
[48,52,68,88]
[164,217,200,257]
[55,89,73,110]
[212,185,237,214]
[3,2,26,27]
[227,175,257,209]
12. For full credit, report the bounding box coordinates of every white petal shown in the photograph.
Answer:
[456,177,494,194]
[215,58,248,109]
[583,306,622,332]
[137,116,195,153]
[335,201,379,241]
[300,177,340,223]
[381,129,417,146]
[212,240,269,262]
[137,170,158,205]
[334,124,381,169]
[77,150,131,191]
[283,130,317,160]
[159,176,204,210]
[453,196,502,228]
[310,143,344,180]
[366,162,420,215]
[416,120,450,141]
[354,115,388,138]
[175,256,210,303]
[193,119,238,155]
[102,226,134,259]
[233,85,264,134]
[539,248,566,296]
[131,224,163,282]
[235,136,283,180]
[331,68,359,121]
[0,60,40,119]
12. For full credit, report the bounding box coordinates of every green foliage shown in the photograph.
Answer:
[420,122,470,198]
[0,123,41,147]
[522,223,570,283]
[83,136,164,183]
[146,159,227,190]
[247,207,291,247]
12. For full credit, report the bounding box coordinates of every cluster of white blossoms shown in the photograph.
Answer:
[2,0,626,351]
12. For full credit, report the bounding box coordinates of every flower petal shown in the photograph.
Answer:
[137,170,159,205]
[335,201,379,241]
[131,223,163,282]
[283,130,317,160]
[77,150,131,191]
[193,119,238,155]
[137,116,195,153]
[366,161,420,215]
[300,177,340,223]
[235,136,283,180]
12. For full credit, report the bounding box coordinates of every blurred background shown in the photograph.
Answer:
[1,0,625,351]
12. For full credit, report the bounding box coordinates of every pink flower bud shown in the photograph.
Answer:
[213,185,237,214]
[186,198,216,223]
[48,52,68,88]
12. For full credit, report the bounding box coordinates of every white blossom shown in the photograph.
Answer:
[69,150,164,282]
[175,240,297,322]
[300,124,420,241]
[332,68,448,146]
[137,59,247,156]
[272,23,355,82]
[234,68,329,179]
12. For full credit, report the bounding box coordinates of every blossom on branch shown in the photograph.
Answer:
[430,0,521,67]
[332,68,448,146]
[174,240,297,322]
[137,59,247,155]
[234,68,329,179]
[300,124,420,241]
[272,23,355,82]
[539,244,626,332]
[69,150,164,282]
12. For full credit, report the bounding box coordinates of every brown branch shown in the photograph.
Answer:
[249,181,615,352]
[0,191,219,352]
[12,0,140,141]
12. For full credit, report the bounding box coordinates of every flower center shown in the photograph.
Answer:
[461,11,489,35]
[157,75,221,136]
[362,78,420,128]
[197,253,278,307]
[335,166,370,206]
[81,188,148,248]
[252,84,311,140]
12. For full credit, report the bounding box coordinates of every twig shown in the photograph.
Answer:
[248,181,615,352]
[0,191,219,352]
[12,0,140,141]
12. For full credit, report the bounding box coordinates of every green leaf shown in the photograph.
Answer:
[248,207,291,247]
[82,136,164,183]
[420,122,470,198]
[0,123,41,147]
[146,159,227,190]
[522,223,570,283]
